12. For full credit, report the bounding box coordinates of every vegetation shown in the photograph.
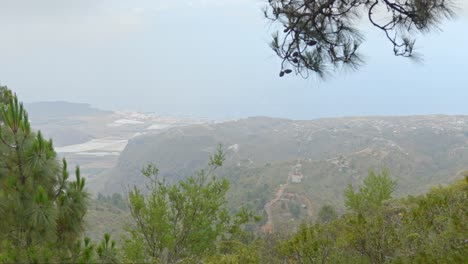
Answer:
[103,116,467,231]
[84,198,129,243]
[265,0,456,78]
[0,88,84,262]
[344,169,396,215]
[0,87,117,263]
[0,2,464,264]
[279,171,468,263]
[96,193,127,211]
[0,90,466,263]
[123,150,257,263]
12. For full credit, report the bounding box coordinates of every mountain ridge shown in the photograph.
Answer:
[98,115,467,232]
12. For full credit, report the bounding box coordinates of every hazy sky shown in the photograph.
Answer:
[1,0,467,119]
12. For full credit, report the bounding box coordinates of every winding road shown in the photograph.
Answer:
[261,172,291,233]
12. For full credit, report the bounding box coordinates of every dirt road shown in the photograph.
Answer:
[261,172,291,233]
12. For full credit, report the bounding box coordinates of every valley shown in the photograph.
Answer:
[28,102,468,233]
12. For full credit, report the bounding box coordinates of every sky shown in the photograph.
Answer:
[0,0,467,119]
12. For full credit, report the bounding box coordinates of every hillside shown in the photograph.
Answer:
[26,101,209,193]
[99,115,468,231]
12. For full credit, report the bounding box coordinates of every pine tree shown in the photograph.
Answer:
[265,0,456,78]
[0,89,90,263]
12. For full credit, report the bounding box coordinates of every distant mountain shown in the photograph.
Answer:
[26,101,111,120]
[24,101,111,147]
[23,101,209,192]
[99,115,468,231]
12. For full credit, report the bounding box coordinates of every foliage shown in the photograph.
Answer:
[0,89,120,263]
[96,193,127,211]
[278,171,468,263]
[1,88,466,263]
[96,233,119,264]
[0,85,12,120]
[0,91,86,262]
[264,0,456,78]
[345,168,396,215]
[317,204,338,224]
[104,115,467,232]
[123,147,257,263]
[289,201,301,218]
[280,223,339,263]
